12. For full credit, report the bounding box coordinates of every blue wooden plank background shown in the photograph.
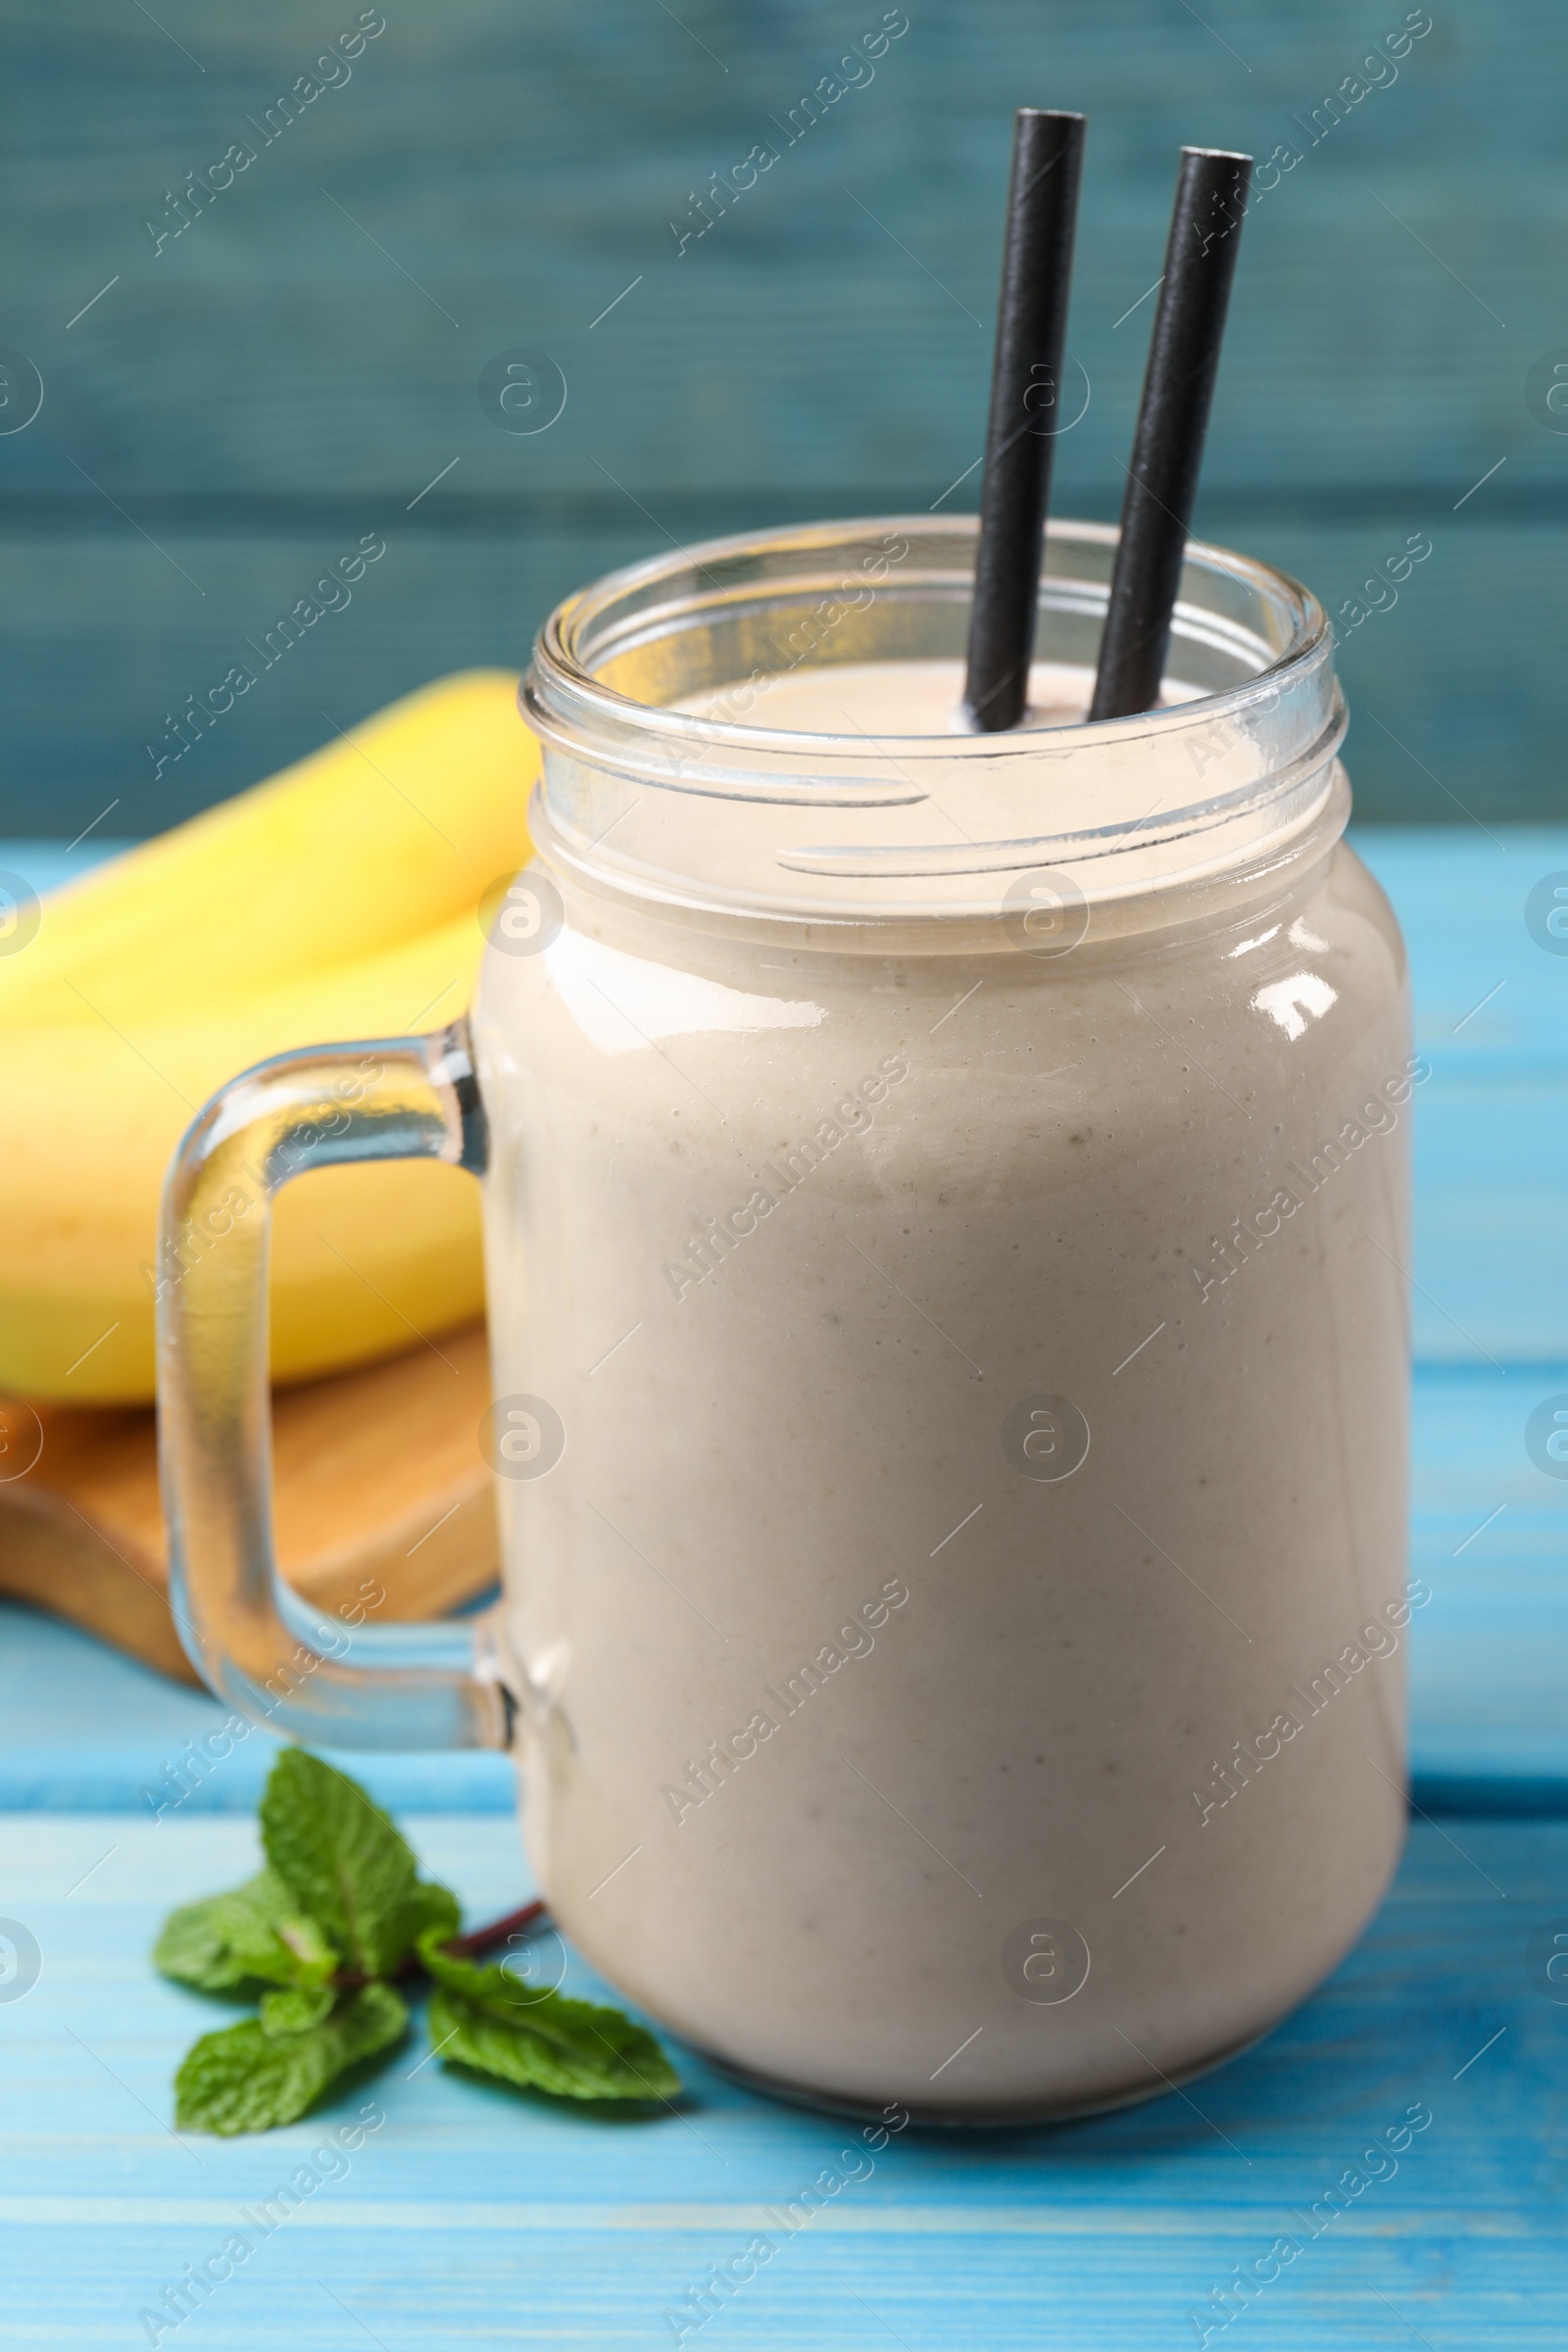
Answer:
[4,0,1566,834]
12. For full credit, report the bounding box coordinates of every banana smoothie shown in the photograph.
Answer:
[476,526,1412,2121]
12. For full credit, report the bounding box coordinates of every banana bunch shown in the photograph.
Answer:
[1,672,536,1401]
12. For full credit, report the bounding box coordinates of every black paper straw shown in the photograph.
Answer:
[1090,146,1252,723]
[961,108,1087,734]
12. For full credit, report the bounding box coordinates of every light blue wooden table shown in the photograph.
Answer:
[3,826,1567,2346]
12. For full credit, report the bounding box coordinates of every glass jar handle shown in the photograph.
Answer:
[156,1019,510,1750]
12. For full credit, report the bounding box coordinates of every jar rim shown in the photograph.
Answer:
[528,512,1330,759]
[520,514,1345,927]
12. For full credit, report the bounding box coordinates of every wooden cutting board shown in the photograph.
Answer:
[0,1324,499,1684]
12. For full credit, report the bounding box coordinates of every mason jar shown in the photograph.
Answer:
[160,515,1413,2123]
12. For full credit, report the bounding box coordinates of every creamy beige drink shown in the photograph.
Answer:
[152,512,1411,2120]
[477,585,1411,2120]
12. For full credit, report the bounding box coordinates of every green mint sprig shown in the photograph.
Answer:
[153,1748,680,2132]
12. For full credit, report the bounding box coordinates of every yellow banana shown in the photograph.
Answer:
[0,910,495,1402]
[1,675,543,1400]
[1,669,535,1030]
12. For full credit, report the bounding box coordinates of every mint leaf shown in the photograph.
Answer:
[401,1877,462,1952]
[428,1983,679,2103]
[154,1870,337,1994]
[154,1748,630,2133]
[259,1984,336,2035]
[420,1935,679,2103]
[174,1984,407,2133]
[260,1749,440,1979]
